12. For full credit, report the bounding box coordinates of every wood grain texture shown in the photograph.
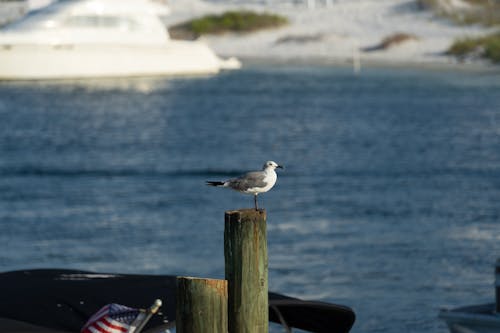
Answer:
[176,277,228,333]
[224,209,268,333]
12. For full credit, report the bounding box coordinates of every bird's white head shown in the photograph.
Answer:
[263,161,284,170]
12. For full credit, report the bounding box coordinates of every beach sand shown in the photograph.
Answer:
[166,0,496,66]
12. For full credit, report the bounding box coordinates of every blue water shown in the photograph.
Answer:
[1,65,500,333]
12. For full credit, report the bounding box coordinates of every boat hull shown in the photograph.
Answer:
[440,304,500,333]
[0,40,223,79]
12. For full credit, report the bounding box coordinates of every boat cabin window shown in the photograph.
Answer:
[63,15,139,31]
[2,10,61,31]
[6,14,141,31]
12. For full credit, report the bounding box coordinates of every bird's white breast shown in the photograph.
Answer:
[246,169,277,194]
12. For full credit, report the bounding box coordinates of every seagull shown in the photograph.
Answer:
[206,161,284,210]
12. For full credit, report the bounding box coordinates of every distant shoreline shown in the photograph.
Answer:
[222,55,500,73]
[169,0,498,70]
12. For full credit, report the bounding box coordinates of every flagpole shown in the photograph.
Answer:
[134,299,162,333]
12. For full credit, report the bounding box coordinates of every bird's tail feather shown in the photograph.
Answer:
[206,181,225,187]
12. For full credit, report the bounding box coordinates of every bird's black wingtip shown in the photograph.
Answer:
[206,181,225,187]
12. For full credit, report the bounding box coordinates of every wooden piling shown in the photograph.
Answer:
[224,209,268,333]
[176,277,228,333]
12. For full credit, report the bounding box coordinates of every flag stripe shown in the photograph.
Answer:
[96,321,118,333]
[102,317,129,332]
[93,324,112,333]
[81,303,140,333]
[83,305,109,328]
[88,326,102,333]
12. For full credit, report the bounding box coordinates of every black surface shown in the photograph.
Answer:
[0,269,355,333]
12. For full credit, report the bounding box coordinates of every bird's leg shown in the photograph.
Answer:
[254,194,258,210]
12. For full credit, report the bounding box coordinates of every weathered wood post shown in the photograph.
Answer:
[176,277,228,333]
[224,209,268,333]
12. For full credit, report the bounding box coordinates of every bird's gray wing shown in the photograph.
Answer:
[228,171,267,191]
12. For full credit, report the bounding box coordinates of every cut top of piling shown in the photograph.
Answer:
[225,208,266,220]
[177,276,228,295]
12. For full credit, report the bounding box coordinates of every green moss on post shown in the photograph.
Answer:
[224,209,268,333]
[176,277,228,333]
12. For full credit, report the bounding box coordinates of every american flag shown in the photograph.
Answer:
[81,303,145,333]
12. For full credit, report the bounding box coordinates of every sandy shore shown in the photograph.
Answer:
[234,55,500,73]
[166,0,496,67]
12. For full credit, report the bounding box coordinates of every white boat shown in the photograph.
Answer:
[439,259,500,333]
[0,0,240,80]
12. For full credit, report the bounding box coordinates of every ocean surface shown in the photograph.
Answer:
[1,64,500,333]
